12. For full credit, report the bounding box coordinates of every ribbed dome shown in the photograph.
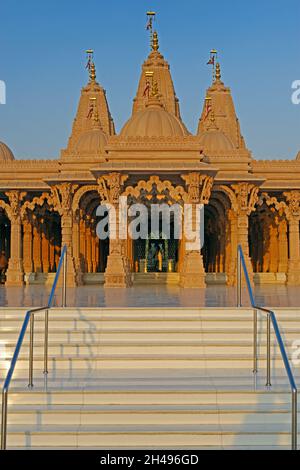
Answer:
[0,141,15,162]
[121,98,187,138]
[74,128,107,154]
[198,129,234,152]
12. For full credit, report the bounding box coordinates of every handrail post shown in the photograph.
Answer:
[237,247,242,307]
[1,390,7,450]
[62,251,67,308]
[44,309,49,374]
[28,313,34,388]
[253,309,258,374]
[266,313,271,387]
[292,389,297,450]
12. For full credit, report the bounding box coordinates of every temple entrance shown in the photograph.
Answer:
[202,205,226,273]
[133,217,179,273]
[78,192,110,283]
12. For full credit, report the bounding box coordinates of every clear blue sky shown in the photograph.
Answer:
[0,0,299,159]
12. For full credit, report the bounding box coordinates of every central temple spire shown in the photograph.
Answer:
[132,12,183,122]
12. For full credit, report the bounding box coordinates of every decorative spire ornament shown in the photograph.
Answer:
[215,62,221,82]
[85,49,96,82]
[87,96,100,128]
[207,49,217,82]
[151,31,159,52]
[146,11,156,51]
[143,70,154,98]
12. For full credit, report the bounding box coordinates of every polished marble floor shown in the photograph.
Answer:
[1,284,300,308]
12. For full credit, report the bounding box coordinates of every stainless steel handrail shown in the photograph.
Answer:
[237,245,298,450]
[1,245,67,450]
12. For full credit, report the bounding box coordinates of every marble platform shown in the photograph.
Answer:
[1,284,300,308]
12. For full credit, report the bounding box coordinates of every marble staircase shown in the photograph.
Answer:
[0,307,299,449]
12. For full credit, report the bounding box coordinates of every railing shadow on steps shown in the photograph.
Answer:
[237,244,298,450]
[1,245,67,450]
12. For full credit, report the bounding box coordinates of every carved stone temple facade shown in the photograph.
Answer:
[1,32,300,288]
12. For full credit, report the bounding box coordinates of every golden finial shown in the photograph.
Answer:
[151,31,159,52]
[215,62,221,81]
[85,49,96,82]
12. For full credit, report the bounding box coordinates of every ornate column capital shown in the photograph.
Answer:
[50,183,78,217]
[5,190,27,222]
[219,183,259,216]
[283,190,300,222]
[181,173,214,205]
[97,173,128,205]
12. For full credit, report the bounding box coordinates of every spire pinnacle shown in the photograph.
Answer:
[207,49,217,82]
[146,11,158,52]
[151,31,159,52]
[85,49,96,83]
[215,62,221,82]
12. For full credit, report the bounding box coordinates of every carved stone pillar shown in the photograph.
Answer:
[23,218,33,275]
[86,223,92,273]
[227,209,238,286]
[278,218,288,273]
[98,173,132,288]
[221,183,258,286]
[79,218,86,273]
[284,191,300,285]
[41,219,50,273]
[72,211,83,285]
[5,191,26,286]
[51,183,78,287]
[180,173,213,288]
[269,222,279,273]
[33,218,42,273]
[287,218,300,284]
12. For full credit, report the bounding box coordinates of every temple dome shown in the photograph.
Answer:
[0,141,15,162]
[198,129,234,152]
[120,97,187,138]
[74,128,107,154]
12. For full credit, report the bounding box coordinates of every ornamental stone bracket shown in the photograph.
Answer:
[123,175,188,205]
[97,173,132,287]
[218,183,259,286]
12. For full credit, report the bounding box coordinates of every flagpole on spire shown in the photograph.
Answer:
[85,49,96,82]
[207,49,217,82]
[146,11,156,51]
